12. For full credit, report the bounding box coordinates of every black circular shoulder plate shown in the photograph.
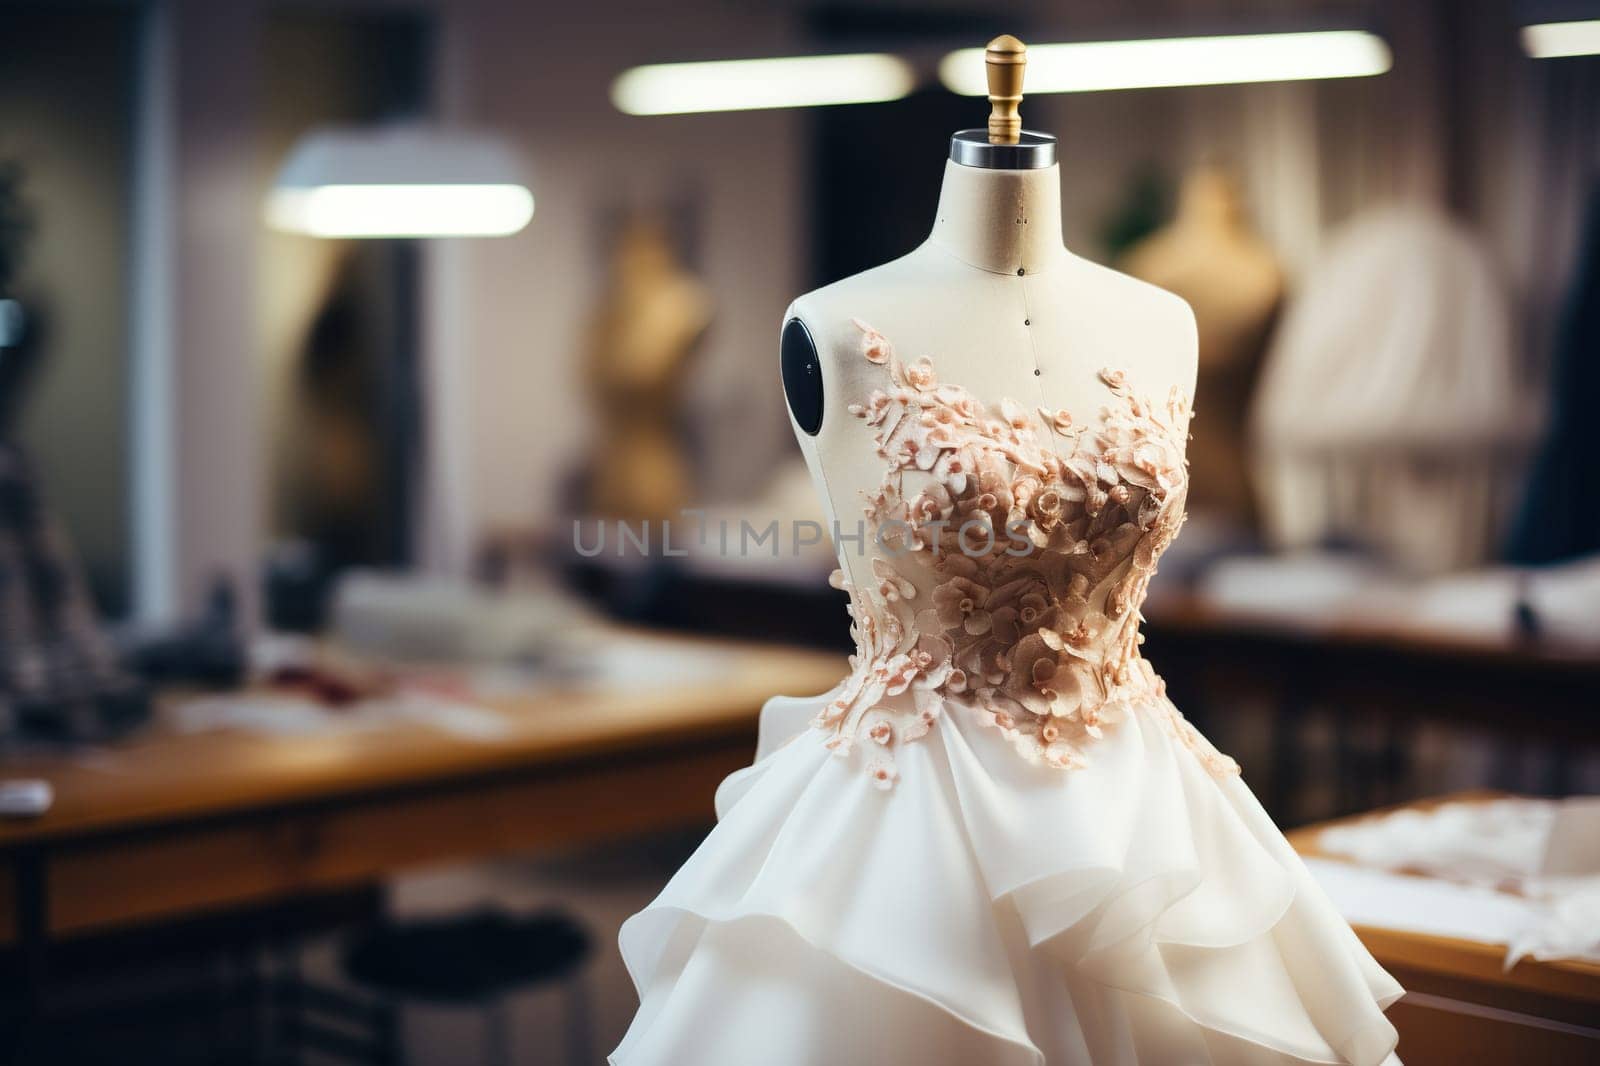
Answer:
[780,317,824,436]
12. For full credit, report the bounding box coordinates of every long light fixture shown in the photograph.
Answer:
[612,53,914,115]
[1521,19,1600,58]
[940,30,1391,95]
[266,125,533,239]
[268,184,533,239]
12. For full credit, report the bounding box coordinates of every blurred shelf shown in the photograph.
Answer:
[1146,596,1600,737]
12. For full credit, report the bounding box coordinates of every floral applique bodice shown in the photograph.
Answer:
[816,320,1238,789]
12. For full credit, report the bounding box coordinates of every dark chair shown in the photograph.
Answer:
[336,907,593,1066]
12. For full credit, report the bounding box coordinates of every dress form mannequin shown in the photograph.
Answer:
[784,86,1196,597]
[615,38,1402,1066]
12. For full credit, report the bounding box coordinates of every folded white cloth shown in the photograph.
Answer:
[1317,797,1600,966]
[1511,878,1600,965]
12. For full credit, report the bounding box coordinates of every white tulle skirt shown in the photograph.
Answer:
[611,691,1403,1065]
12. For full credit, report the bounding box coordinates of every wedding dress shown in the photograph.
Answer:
[612,320,1403,1065]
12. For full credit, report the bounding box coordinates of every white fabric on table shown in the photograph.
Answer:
[1317,797,1600,966]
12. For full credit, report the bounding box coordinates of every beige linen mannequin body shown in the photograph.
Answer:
[785,159,1199,597]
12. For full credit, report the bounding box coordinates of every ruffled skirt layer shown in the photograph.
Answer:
[612,693,1402,1065]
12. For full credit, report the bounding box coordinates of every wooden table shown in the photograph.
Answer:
[0,630,843,962]
[1289,794,1600,1064]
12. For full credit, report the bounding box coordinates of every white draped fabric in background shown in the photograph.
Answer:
[1249,208,1534,572]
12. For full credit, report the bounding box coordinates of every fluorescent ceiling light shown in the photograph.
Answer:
[267,125,533,239]
[940,30,1391,95]
[266,184,534,238]
[1521,19,1600,58]
[612,53,914,115]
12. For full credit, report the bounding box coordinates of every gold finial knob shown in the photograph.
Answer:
[985,34,1026,145]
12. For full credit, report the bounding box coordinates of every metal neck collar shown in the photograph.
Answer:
[949,129,1057,170]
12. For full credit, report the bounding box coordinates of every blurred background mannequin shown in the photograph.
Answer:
[1122,165,1283,532]
[584,214,713,522]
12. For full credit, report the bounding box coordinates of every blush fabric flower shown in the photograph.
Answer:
[1001,633,1062,715]
[1030,487,1064,523]
[872,557,916,603]
[910,631,954,690]
[879,654,919,696]
[957,641,1008,688]
[900,708,937,743]
[908,485,953,526]
[933,575,992,636]
[974,690,1024,733]
[1038,405,1074,433]
[1080,701,1108,739]
[987,576,1052,644]
[1106,576,1137,620]
[1043,741,1086,769]
[853,318,892,364]
[1015,591,1051,630]
[1045,615,1103,662]
[932,447,974,495]
[867,757,899,791]
[904,357,939,392]
[999,397,1032,431]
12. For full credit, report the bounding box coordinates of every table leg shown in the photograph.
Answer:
[5,848,47,1066]
[1269,694,1305,826]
